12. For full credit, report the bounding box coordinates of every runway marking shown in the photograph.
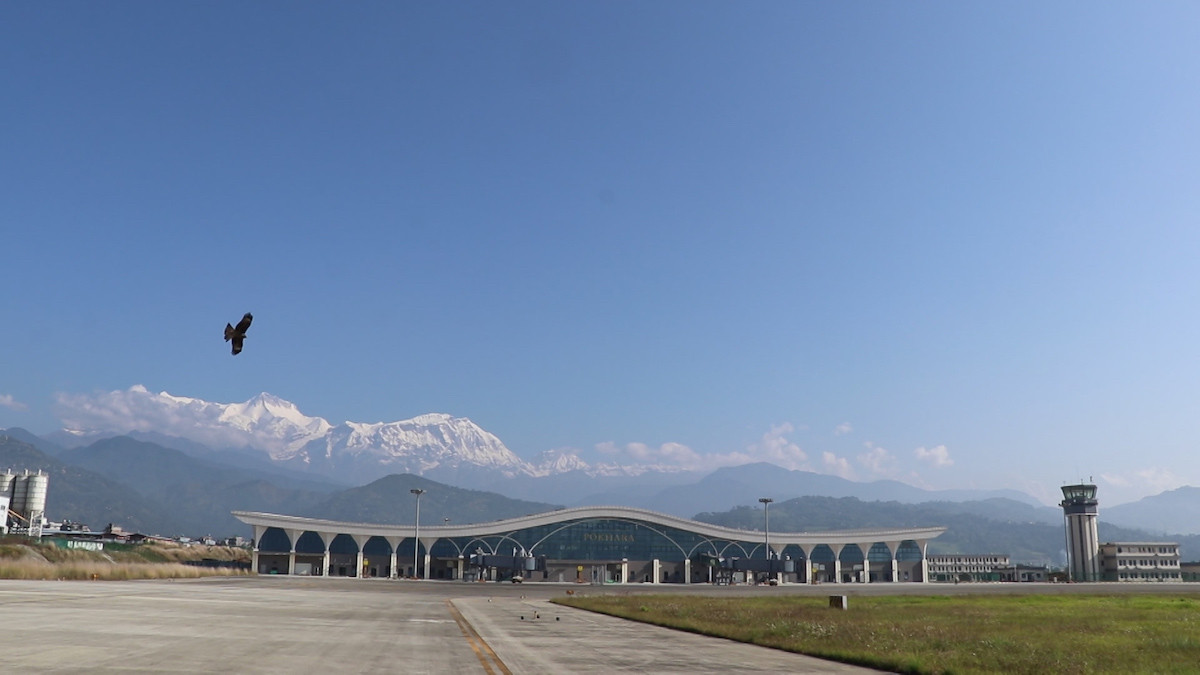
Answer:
[447,599,511,675]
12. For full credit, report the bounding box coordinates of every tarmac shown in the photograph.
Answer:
[0,576,882,674]
[6,576,1198,673]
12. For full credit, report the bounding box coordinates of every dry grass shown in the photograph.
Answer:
[0,537,251,581]
[0,558,249,580]
[557,593,1200,674]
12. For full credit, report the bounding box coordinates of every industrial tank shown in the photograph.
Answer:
[0,471,15,501]
[23,471,48,516]
[11,471,29,514]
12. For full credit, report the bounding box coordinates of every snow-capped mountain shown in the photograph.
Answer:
[52,386,551,483]
[216,392,332,454]
[289,413,528,478]
[529,448,592,476]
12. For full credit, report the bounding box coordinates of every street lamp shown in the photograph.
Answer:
[410,488,426,578]
[758,498,773,560]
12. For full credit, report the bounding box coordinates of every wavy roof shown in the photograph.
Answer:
[233,505,945,545]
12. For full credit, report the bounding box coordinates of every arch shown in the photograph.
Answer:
[462,538,499,556]
[839,543,866,563]
[329,533,360,554]
[717,541,751,558]
[258,527,292,552]
[429,538,462,558]
[362,536,392,556]
[528,518,690,560]
[486,533,530,556]
[686,537,724,558]
[295,531,326,554]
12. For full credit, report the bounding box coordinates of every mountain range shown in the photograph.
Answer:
[4,428,1199,564]
[48,389,668,486]
[5,387,1199,560]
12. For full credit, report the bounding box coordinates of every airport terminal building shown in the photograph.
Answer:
[234,506,946,584]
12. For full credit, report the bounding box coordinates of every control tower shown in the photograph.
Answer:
[1060,483,1100,582]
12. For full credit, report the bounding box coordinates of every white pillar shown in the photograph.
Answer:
[285,528,303,576]
[683,558,691,584]
[386,536,403,579]
[799,544,816,584]
[317,531,335,577]
[918,540,929,583]
[829,544,844,583]
[885,540,901,582]
[652,559,661,584]
[857,542,873,583]
[418,537,435,580]
[621,560,629,584]
[251,525,268,574]
[457,556,464,581]
[351,534,371,579]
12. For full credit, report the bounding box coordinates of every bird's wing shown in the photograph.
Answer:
[231,336,244,355]
[235,313,253,334]
[224,323,234,341]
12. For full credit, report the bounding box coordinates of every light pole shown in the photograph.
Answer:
[410,488,425,578]
[758,497,773,561]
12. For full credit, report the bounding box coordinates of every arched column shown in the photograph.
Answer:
[884,540,902,582]
[284,529,305,575]
[769,544,786,583]
[419,537,437,579]
[385,536,403,579]
[829,543,844,583]
[317,531,336,576]
[351,534,371,579]
[854,542,873,583]
[251,524,269,574]
[799,543,816,584]
[917,539,930,582]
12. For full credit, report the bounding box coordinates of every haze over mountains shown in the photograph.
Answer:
[4,388,1198,562]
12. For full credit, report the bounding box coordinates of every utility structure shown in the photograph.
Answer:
[410,488,425,578]
[758,497,773,559]
[1060,482,1100,582]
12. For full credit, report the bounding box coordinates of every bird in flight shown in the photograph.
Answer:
[224,312,253,355]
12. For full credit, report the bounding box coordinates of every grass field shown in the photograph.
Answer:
[557,593,1200,674]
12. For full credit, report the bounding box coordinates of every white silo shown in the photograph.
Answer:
[24,471,47,537]
[0,470,14,503]
[23,471,48,516]
[0,471,13,534]
[11,471,30,514]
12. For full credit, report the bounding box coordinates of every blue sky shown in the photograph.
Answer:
[3,3,1199,506]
